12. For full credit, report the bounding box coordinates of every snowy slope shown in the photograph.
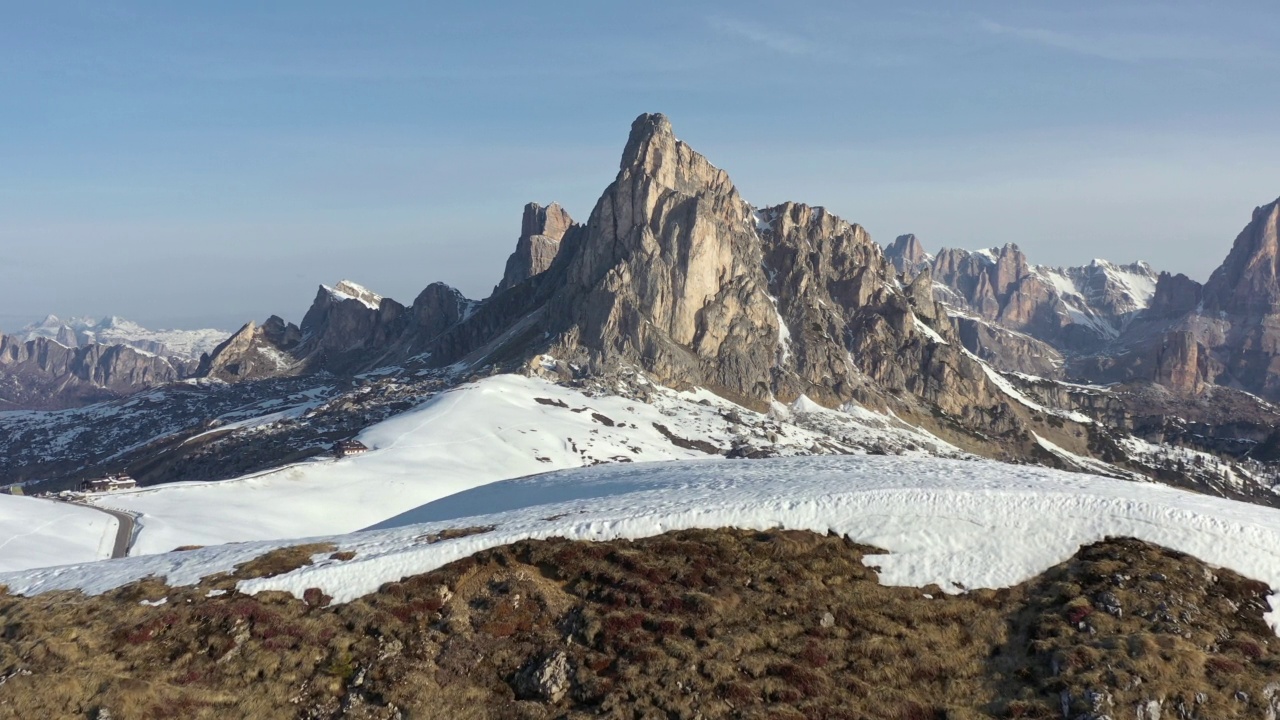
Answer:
[19,315,229,359]
[324,280,383,310]
[0,496,118,572]
[7,456,1280,634]
[92,374,952,554]
[1033,260,1157,337]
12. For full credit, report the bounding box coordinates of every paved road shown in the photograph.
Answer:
[62,501,136,559]
[94,506,136,559]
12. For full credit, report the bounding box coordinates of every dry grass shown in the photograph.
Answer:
[0,531,1274,719]
[231,542,336,579]
[414,525,497,545]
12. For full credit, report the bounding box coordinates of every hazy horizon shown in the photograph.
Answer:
[5,2,1279,330]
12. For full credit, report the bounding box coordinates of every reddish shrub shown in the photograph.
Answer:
[720,680,757,704]
[1205,655,1245,675]
[1223,638,1264,660]
[800,640,830,668]
[1065,604,1094,625]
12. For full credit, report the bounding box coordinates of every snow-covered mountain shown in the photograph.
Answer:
[3,112,1280,719]
[1033,259,1158,337]
[78,372,960,554]
[918,243,1160,347]
[19,315,229,360]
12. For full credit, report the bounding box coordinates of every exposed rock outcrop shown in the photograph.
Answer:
[294,281,408,373]
[197,321,299,383]
[1145,272,1204,320]
[1203,199,1280,315]
[494,203,575,293]
[1154,331,1210,394]
[884,233,929,277]
[539,113,782,406]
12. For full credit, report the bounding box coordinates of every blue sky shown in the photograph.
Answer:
[3,1,1278,329]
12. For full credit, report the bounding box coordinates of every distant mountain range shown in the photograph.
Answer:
[886,195,1280,402]
[0,317,229,410]
[17,315,229,360]
[2,113,1279,510]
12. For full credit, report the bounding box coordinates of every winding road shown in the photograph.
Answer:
[95,506,136,559]
[58,500,136,559]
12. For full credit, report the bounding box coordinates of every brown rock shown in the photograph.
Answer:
[495,202,575,293]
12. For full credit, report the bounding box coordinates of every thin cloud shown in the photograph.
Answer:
[708,16,817,57]
[980,19,1271,63]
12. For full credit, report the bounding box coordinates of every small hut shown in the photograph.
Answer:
[334,440,369,458]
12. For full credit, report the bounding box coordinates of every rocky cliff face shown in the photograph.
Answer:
[1176,198,1280,399]
[1145,272,1204,320]
[196,319,300,383]
[537,113,782,406]
[0,334,187,409]
[884,233,929,276]
[293,281,409,372]
[1153,331,1212,393]
[398,113,1052,456]
[1203,200,1280,315]
[495,203,575,293]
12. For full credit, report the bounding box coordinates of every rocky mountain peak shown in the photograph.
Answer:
[1203,197,1280,315]
[619,112,674,168]
[495,202,576,293]
[1146,272,1204,320]
[885,234,929,276]
[521,201,573,240]
[411,282,473,341]
[618,112,733,197]
[328,281,383,310]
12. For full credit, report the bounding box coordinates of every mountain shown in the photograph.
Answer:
[195,114,1030,441]
[494,201,575,293]
[0,316,230,409]
[4,114,1280,718]
[1190,198,1280,397]
[890,240,1159,358]
[4,113,1280,508]
[1022,198,1280,402]
[18,315,228,359]
[0,333,190,410]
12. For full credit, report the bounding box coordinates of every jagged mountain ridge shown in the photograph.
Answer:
[18,315,229,360]
[0,316,229,410]
[886,240,1158,355]
[892,197,1280,404]
[203,113,1053,456]
[6,113,1280,506]
[0,334,192,410]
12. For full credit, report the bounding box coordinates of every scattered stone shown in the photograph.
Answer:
[514,650,571,703]
[1095,591,1123,618]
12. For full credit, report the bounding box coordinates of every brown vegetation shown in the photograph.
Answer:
[0,530,1275,718]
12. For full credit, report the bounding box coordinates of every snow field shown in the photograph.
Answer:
[0,495,118,572]
[8,455,1280,636]
[88,373,954,555]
